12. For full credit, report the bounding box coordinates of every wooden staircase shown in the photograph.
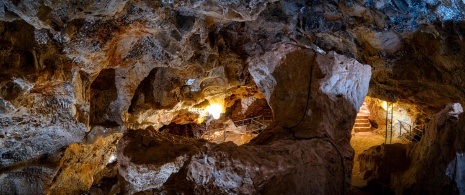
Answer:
[353,104,371,132]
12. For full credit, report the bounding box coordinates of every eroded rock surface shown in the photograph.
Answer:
[1,0,465,194]
[249,44,371,142]
[228,96,271,121]
[359,103,465,194]
[119,127,346,194]
[117,43,371,194]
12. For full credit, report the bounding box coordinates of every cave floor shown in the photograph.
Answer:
[350,132,406,187]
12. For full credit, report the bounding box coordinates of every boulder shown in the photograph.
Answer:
[117,43,371,194]
[359,103,465,194]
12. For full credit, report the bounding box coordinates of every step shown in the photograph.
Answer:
[356,115,369,119]
[353,127,372,132]
[354,123,371,127]
[355,119,368,122]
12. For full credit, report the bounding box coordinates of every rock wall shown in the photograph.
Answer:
[1,0,465,194]
[1,1,259,192]
[363,96,427,137]
[359,103,465,194]
[3,0,465,112]
[117,43,371,194]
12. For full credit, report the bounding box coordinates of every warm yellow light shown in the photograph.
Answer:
[196,117,205,124]
[380,100,396,111]
[206,104,223,119]
[381,101,388,110]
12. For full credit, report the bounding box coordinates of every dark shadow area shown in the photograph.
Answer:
[90,69,120,127]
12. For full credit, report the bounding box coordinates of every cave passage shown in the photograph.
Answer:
[155,96,274,145]
[2,0,465,194]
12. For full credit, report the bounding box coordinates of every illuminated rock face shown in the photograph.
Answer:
[117,44,371,194]
[358,103,465,194]
[1,0,465,194]
[248,44,371,142]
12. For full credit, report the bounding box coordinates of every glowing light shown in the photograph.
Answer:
[107,154,117,164]
[379,100,398,115]
[206,104,223,119]
[196,117,205,124]
[381,101,388,110]
[380,101,395,111]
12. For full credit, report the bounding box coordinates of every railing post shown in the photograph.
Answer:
[385,103,388,144]
[409,125,411,140]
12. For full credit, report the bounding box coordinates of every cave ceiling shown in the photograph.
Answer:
[1,0,464,111]
[1,0,465,194]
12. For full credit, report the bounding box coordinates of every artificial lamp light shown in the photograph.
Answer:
[381,101,389,110]
[206,104,223,119]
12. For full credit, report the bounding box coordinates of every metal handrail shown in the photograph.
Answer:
[398,120,423,132]
[201,115,272,143]
[232,115,272,127]
[398,120,423,142]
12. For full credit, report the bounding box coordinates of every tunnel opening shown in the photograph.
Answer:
[142,93,274,145]
[126,64,274,146]
[351,96,425,139]
[3,1,465,194]
[350,96,432,190]
[352,102,465,194]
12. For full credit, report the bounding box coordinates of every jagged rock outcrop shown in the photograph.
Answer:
[248,44,371,141]
[1,0,465,194]
[228,96,271,120]
[358,103,465,194]
[48,133,122,194]
[119,126,347,194]
[0,132,121,194]
[117,43,371,194]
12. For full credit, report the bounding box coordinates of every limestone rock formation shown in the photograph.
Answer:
[1,0,465,194]
[119,127,346,194]
[248,44,371,141]
[228,96,271,121]
[359,103,465,194]
[117,43,371,194]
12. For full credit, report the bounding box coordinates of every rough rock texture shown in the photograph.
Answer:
[48,133,122,194]
[0,1,259,192]
[362,96,426,137]
[1,0,465,193]
[228,96,272,120]
[359,103,465,194]
[3,0,465,111]
[358,143,410,193]
[117,43,371,194]
[119,127,346,194]
[248,44,371,141]
[0,133,121,194]
[117,126,206,194]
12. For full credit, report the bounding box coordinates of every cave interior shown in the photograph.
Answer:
[0,0,465,194]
